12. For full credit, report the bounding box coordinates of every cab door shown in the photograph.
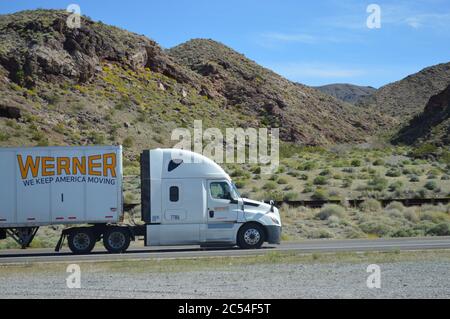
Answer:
[206,180,239,242]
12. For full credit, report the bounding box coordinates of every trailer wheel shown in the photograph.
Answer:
[68,228,96,254]
[103,227,130,254]
[237,223,265,249]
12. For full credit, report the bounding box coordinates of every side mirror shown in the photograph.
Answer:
[269,200,275,212]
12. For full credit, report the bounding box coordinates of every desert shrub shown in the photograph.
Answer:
[386,168,401,177]
[419,210,450,223]
[124,192,136,204]
[122,136,134,148]
[388,181,403,192]
[426,223,450,236]
[327,215,341,227]
[360,199,382,213]
[313,176,328,185]
[441,175,450,180]
[303,185,314,193]
[350,159,361,167]
[265,190,283,201]
[0,132,10,141]
[115,95,132,110]
[385,209,403,219]
[234,180,246,189]
[311,189,328,200]
[89,131,105,145]
[277,177,288,184]
[276,166,286,174]
[403,208,419,222]
[386,201,405,212]
[424,181,437,190]
[410,143,438,159]
[283,192,297,201]
[367,175,388,191]
[316,204,345,220]
[328,189,341,198]
[299,174,309,181]
[251,166,261,174]
[298,161,316,171]
[359,218,394,237]
[409,175,420,182]
[307,228,333,239]
[287,170,299,177]
[319,169,331,176]
[373,159,385,166]
[230,168,244,177]
[392,227,421,238]
[263,181,277,190]
[342,178,352,188]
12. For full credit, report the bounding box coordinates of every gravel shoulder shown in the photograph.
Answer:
[1,250,449,299]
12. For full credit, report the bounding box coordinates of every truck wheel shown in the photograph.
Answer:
[103,227,130,254]
[68,229,96,254]
[237,223,265,249]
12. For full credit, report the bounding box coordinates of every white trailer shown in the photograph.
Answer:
[0,146,282,254]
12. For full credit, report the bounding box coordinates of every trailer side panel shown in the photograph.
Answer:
[0,146,122,228]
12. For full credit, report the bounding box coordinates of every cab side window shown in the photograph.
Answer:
[210,182,231,200]
[169,186,179,202]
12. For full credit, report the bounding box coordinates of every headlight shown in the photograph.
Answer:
[270,216,280,225]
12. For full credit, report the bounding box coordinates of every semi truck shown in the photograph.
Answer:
[0,146,282,254]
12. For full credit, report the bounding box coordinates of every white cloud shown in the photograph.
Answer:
[402,13,450,29]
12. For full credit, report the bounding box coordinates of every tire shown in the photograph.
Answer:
[237,223,265,249]
[103,227,131,254]
[68,228,96,254]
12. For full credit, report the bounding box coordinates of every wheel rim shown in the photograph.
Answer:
[108,232,126,250]
[73,233,91,251]
[244,228,261,246]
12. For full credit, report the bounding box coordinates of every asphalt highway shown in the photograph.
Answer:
[1,237,450,264]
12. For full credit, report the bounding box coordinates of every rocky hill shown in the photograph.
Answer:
[168,39,392,144]
[0,10,392,159]
[314,84,376,104]
[393,84,450,146]
[358,62,450,120]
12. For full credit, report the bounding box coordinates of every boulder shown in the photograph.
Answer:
[0,105,21,120]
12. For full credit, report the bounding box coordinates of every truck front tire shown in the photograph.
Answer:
[103,227,131,254]
[237,223,265,249]
[68,228,96,254]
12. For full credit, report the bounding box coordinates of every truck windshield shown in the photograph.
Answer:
[231,182,241,200]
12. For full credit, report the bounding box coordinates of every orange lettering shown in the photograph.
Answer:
[42,157,55,176]
[88,155,102,176]
[17,155,40,179]
[57,157,71,175]
[103,153,117,177]
[72,157,86,175]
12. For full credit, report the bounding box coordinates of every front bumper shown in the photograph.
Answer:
[265,225,282,244]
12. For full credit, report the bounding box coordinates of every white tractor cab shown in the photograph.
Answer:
[141,149,282,249]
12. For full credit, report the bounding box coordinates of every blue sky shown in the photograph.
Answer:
[1,0,450,88]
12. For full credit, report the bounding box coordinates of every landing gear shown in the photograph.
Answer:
[6,227,39,249]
